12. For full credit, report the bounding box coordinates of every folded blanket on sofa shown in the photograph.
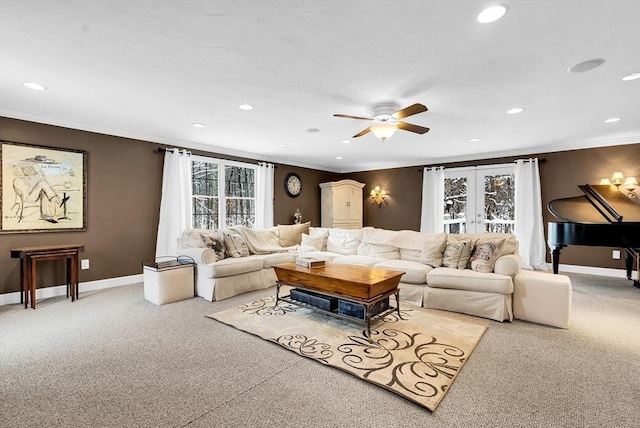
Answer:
[226,225,290,255]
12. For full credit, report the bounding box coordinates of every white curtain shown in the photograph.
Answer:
[255,162,274,229]
[420,166,445,233]
[514,158,548,270]
[155,149,192,258]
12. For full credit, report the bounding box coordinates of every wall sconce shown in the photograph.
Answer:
[611,171,625,186]
[623,176,638,198]
[370,186,387,207]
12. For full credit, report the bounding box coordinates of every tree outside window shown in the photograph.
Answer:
[191,159,256,229]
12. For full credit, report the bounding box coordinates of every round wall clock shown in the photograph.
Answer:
[284,172,302,198]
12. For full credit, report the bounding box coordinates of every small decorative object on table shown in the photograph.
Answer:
[295,257,326,268]
[293,208,303,224]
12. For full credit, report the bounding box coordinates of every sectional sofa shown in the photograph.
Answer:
[178,224,571,328]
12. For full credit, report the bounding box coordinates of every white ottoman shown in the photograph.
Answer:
[513,270,571,329]
[143,263,194,305]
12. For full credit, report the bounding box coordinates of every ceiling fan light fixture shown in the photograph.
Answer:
[370,123,398,141]
[477,5,508,23]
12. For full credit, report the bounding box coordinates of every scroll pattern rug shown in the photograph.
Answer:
[207,296,487,411]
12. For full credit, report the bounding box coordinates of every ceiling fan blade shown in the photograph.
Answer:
[334,114,375,121]
[391,103,428,119]
[353,127,372,138]
[397,121,430,134]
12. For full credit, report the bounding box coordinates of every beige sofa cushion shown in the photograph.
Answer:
[252,253,296,268]
[419,233,448,267]
[326,229,361,255]
[427,267,514,294]
[278,222,310,247]
[201,256,264,278]
[357,242,400,260]
[374,259,433,284]
[332,255,384,267]
[181,228,211,248]
[309,227,330,250]
[301,233,324,251]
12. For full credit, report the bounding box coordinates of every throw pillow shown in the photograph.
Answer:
[441,236,472,269]
[200,231,227,261]
[223,232,250,258]
[470,237,507,273]
[301,233,324,251]
[278,222,310,247]
[419,234,448,267]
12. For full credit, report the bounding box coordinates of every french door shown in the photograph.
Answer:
[443,164,515,234]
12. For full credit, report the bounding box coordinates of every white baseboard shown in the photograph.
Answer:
[0,273,143,306]
[558,264,638,280]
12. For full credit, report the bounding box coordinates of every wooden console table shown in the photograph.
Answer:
[10,244,85,309]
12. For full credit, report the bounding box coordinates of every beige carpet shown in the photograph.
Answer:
[208,296,488,411]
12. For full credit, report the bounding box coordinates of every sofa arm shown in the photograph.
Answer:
[494,253,521,277]
[178,247,212,264]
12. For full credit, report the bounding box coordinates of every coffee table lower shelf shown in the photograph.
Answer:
[275,281,401,340]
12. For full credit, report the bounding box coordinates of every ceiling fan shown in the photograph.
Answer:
[334,101,430,141]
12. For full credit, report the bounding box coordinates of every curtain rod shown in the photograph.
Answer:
[417,158,546,171]
[157,147,191,154]
[156,147,278,168]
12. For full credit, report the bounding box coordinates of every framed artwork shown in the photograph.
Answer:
[0,141,87,233]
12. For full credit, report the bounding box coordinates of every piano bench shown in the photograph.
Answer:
[513,270,572,329]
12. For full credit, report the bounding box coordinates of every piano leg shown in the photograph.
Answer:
[626,248,640,288]
[552,246,563,274]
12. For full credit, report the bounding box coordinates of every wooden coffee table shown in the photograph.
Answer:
[273,263,404,339]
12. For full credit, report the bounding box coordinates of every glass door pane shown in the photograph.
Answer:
[444,176,469,234]
[481,173,515,233]
[444,165,515,234]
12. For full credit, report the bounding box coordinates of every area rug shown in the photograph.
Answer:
[207,296,488,411]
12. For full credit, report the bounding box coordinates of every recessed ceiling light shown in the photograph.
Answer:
[604,117,621,123]
[192,123,205,128]
[238,104,254,110]
[23,82,46,90]
[342,140,351,144]
[305,128,320,133]
[477,5,508,23]
[621,72,640,81]
[567,58,605,73]
[506,108,524,114]
[336,156,343,160]
[469,138,481,142]
[279,144,288,147]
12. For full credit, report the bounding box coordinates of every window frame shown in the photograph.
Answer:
[191,155,258,230]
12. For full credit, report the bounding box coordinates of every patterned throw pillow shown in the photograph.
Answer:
[441,236,472,269]
[200,231,227,261]
[419,234,448,267]
[470,237,507,273]
[223,232,250,258]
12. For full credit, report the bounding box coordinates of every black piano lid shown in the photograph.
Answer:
[548,184,640,224]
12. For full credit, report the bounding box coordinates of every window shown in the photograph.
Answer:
[444,164,515,234]
[191,157,257,229]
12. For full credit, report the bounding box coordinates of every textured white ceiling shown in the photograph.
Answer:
[1,1,638,172]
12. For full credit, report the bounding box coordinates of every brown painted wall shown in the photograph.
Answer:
[1,117,637,295]
[347,143,640,270]
[0,117,339,294]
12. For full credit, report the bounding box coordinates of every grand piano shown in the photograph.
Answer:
[548,184,640,287]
